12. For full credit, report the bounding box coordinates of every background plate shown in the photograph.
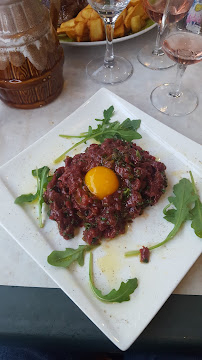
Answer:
[59,23,156,46]
[0,88,201,351]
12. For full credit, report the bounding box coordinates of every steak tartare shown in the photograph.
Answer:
[44,139,167,244]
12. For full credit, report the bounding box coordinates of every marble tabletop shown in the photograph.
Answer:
[0,27,201,295]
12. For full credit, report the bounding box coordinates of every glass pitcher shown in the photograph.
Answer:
[0,0,64,109]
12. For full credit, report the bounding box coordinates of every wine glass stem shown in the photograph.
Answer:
[152,25,163,56]
[170,63,187,97]
[103,19,115,68]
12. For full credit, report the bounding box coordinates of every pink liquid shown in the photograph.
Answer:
[143,0,193,24]
[163,32,202,65]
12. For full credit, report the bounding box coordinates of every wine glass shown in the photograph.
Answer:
[137,0,194,70]
[86,0,133,84]
[151,1,202,116]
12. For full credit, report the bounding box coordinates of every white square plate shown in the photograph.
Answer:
[0,88,201,351]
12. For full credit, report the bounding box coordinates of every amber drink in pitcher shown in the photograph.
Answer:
[0,0,64,109]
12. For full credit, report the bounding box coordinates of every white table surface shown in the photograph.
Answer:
[0,27,201,294]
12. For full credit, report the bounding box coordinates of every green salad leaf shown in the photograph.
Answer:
[162,177,196,228]
[89,253,138,303]
[125,173,200,258]
[48,245,94,267]
[189,171,202,238]
[143,18,155,29]
[14,166,51,228]
[54,106,142,163]
[14,193,38,204]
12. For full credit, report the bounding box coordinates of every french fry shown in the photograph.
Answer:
[76,35,90,42]
[58,1,150,43]
[122,8,127,21]
[75,22,88,36]
[88,18,104,42]
[124,6,140,30]
[127,0,140,7]
[90,9,100,20]
[81,8,94,20]
[60,18,75,28]
[127,6,135,14]
[57,27,66,34]
[140,18,146,27]
[133,3,147,18]
[130,15,142,33]
[142,12,149,20]
[115,13,123,29]
[75,12,86,22]
[114,23,125,38]
[65,28,77,40]
[115,8,127,29]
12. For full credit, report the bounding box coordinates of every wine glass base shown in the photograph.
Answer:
[137,44,176,70]
[86,56,133,84]
[151,83,198,116]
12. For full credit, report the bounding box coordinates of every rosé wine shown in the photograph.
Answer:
[163,31,202,65]
[143,0,193,24]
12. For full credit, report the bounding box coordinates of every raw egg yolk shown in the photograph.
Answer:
[85,166,119,200]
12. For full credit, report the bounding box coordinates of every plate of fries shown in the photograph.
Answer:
[57,0,156,46]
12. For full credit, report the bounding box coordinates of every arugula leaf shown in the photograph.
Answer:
[14,193,38,204]
[14,166,51,228]
[103,105,114,122]
[162,178,196,227]
[125,177,198,258]
[36,166,50,228]
[32,167,53,187]
[119,118,141,130]
[89,253,138,303]
[57,34,74,42]
[48,245,94,267]
[32,167,47,177]
[54,106,142,163]
[189,171,202,238]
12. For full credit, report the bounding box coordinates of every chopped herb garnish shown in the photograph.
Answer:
[123,188,131,198]
[136,150,141,159]
[84,223,92,230]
